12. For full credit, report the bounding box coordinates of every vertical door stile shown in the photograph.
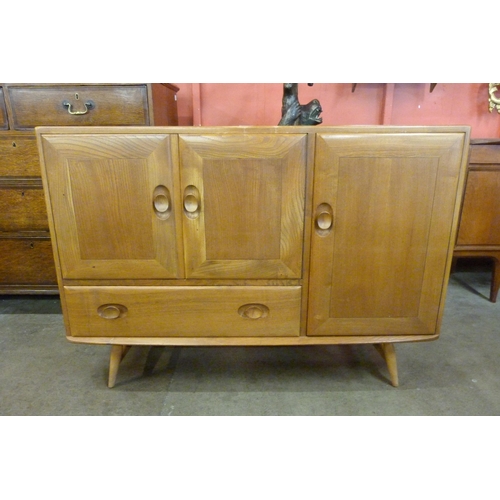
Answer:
[169,133,186,279]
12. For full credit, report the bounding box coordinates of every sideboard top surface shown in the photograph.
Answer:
[35,125,472,136]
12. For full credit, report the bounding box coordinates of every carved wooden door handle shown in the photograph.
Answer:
[153,185,172,220]
[183,185,201,219]
[315,203,334,235]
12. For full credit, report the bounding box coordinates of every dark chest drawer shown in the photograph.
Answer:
[0,184,49,232]
[0,237,56,285]
[6,84,151,130]
[0,134,40,177]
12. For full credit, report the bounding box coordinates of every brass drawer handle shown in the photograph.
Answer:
[62,99,95,115]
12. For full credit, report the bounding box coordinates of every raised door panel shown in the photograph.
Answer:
[308,132,467,337]
[38,133,183,279]
[179,134,307,279]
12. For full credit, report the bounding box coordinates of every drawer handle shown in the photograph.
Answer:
[62,100,95,115]
[98,304,128,320]
[238,303,269,320]
[153,185,172,220]
[183,185,201,219]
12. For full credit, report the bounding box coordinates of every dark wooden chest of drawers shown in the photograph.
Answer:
[0,83,179,294]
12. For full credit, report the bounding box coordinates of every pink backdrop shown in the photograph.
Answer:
[172,83,500,139]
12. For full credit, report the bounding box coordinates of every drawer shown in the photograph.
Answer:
[64,286,302,338]
[0,185,49,231]
[7,84,151,129]
[469,144,500,165]
[0,88,7,130]
[0,237,56,285]
[0,134,40,177]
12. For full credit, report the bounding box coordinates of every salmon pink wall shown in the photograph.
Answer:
[173,83,500,138]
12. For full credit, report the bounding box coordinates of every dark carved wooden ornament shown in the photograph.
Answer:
[278,83,323,126]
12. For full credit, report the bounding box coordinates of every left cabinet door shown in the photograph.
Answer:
[38,132,184,279]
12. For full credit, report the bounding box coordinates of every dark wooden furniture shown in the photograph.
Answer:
[37,125,469,387]
[454,139,500,303]
[0,83,178,294]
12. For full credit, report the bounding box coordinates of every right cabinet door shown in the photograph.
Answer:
[308,132,466,337]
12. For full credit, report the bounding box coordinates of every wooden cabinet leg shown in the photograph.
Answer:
[490,257,500,303]
[108,345,130,388]
[374,343,399,387]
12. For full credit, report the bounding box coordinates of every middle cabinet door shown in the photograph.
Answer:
[179,134,307,279]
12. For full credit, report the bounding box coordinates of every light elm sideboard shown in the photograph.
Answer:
[36,125,470,387]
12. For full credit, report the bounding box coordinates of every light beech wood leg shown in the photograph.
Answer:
[374,343,399,387]
[108,345,131,388]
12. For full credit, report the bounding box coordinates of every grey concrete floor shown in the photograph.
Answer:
[1,266,499,415]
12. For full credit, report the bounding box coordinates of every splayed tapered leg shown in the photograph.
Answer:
[108,345,131,388]
[374,343,399,387]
